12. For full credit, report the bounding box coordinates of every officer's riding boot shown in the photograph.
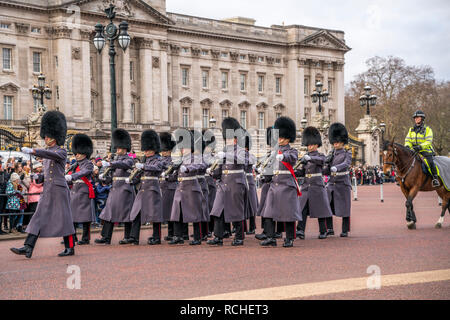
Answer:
[427,157,440,187]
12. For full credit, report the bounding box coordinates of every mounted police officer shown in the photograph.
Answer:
[405,110,439,187]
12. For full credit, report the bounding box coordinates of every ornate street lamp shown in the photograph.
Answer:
[379,121,386,143]
[31,72,52,112]
[93,4,130,152]
[311,81,329,113]
[359,85,377,116]
[209,116,217,128]
[300,117,308,129]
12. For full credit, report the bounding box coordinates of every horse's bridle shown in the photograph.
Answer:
[384,146,417,183]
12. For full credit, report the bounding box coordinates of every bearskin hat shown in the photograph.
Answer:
[221,117,242,140]
[202,129,216,152]
[159,132,176,152]
[71,134,93,158]
[302,126,322,147]
[274,116,296,143]
[112,128,132,152]
[141,130,161,152]
[329,122,349,145]
[40,111,67,146]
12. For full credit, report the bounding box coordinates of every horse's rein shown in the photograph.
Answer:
[385,146,417,183]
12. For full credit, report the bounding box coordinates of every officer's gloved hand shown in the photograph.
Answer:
[413,145,421,152]
[331,166,338,173]
[206,168,212,175]
[65,175,72,182]
[276,154,284,161]
[102,161,110,168]
[303,154,311,161]
[21,147,33,154]
[180,165,187,173]
[125,178,131,184]
[135,163,144,170]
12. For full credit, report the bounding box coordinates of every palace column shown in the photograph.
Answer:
[80,30,92,121]
[138,38,153,124]
[159,40,169,124]
[335,61,345,123]
[101,43,111,122]
[122,48,132,123]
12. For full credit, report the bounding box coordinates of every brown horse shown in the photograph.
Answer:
[383,141,449,229]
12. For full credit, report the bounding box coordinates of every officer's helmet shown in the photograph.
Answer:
[412,110,426,119]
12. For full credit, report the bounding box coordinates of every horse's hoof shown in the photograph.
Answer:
[407,222,416,230]
[435,223,442,229]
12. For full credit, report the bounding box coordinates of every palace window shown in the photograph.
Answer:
[221,52,228,58]
[202,108,209,128]
[240,110,247,129]
[202,70,209,89]
[201,50,208,56]
[221,71,228,89]
[258,75,265,93]
[258,112,265,130]
[276,112,282,119]
[3,95,13,120]
[182,107,189,127]
[275,77,282,94]
[32,52,41,73]
[258,56,264,63]
[328,80,333,96]
[181,68,189,87]
[31,27,41,33]
[222,109,229,121]
[240,54,246,60]
[240,73,246,91]
[0,23,10,29]
[181,47,189,53]
[2,48,12,70]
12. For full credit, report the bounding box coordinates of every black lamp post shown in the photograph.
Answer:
[93,4,130,151]
[31,73,52,112]
[359,85,378,116]
[311,81,329,113]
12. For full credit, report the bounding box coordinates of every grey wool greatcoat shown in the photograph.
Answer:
[256,151,275,217]
[69,158,95,223]
[210,144,248,223]
[99,155,135,223]
[130,155,164,223]
[170,154,204,223]
[204,152,217,213]
[324,148,352,218]
[245,153,258,219]
[26,145,75,238]
[299,151,333,219]
[159,156,178,222]
[261,144,301,222]
[195,154,210,222]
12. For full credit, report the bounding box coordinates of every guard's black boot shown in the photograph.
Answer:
[260,238,277,247]
[255,233,267,240]
[94,238,111,245]
[340,232,348,238]
[119,238,133,245]
[318,233,328,239]
[164,236,173,241]
[283,239,294,248]
[10,245,33,259]
[77,240,90,245]
[58,248,74,257]
[327,229,335,236]
[274,232,282,239]
[168,237,184,245]
[231,239,244,246]
[296,230,305,240]
[189,240,202,246]
[207,237,223,246]
[148,238,161,245]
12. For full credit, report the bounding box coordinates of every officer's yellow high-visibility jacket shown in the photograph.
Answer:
[404,125,434,153]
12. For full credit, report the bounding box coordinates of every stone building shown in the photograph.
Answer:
[0,0,350,155]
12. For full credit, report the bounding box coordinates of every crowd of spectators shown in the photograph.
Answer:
[349,165,396,185]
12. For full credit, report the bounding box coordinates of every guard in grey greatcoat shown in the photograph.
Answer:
[242,132,258,235]
[323,123,352,237]
[66,134,95,245]
[158,132,177,242]
[207,118,248,247]
[169,129,205,246]
[297,127,333,239]
[260,117,301,248]
[11,111,76,258]
[203,130,217,237]
[127,130,165,245]
[95,129,136,245]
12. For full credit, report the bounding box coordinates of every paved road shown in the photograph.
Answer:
[0,184,449,300]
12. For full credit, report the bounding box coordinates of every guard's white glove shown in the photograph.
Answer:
[102,161,110,168]
[21,147,33,154]
[276,154,284,161]
[125,178,130,184]
[303,155,311,161]
[217,151,225,159]
[180,165,187,173]
[160,172,166,179]
[255,167,262,174]
[65,175,72,182]
[331,166,338,173]
[135,163,144,170]
[206,168,212,175]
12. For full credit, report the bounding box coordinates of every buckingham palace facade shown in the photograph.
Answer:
[0,0,350,154]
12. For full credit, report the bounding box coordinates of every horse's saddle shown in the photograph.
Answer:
[418,154,450,191]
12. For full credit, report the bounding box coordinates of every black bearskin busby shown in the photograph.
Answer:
[71,134,93,158]
[159,132,176,152]
[329,122,348,145]
[202,129,216,152]
[40,110,67,146]
[141,130,161,152]
[221,117,242,140]
[112,128,132,152]
[274,116,296,143]
[302,126,322,147]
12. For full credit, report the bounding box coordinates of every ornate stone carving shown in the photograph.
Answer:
[238,100,250,109]
[219,99,233,108]
[169,43,180,55]
[210,49,220,59]
[152,57,160,68]
[136,38,153,49]
[180,96,193,106]
[72,47,81,60]
[99,0,134,18]
[80,29,93,41]
[15,22,29,34]
[45,26,72,39]
[230,51,239,61]
[335,61,345,71]
[158,40,169,51]
[248,54,257,63]
[266,56,275,65]
[200,98,213,107]
[273,103,285,112]
[0,82,20,93]
[191,47,201,57]
[256,102,268,110]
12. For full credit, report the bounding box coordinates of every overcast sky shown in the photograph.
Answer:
[166,0,450,85]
